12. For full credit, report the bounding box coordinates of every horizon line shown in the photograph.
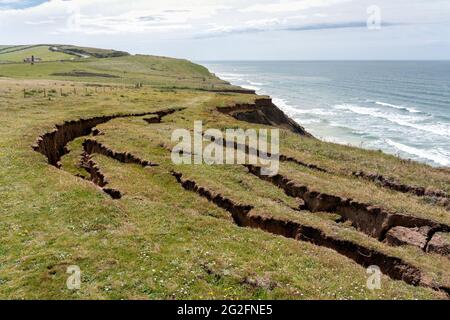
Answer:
[196,59,450,62]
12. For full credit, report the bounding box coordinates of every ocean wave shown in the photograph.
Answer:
[207,62,450,168]
[334,104,450,137]
[248,81,265,86]
[216,72,245,82]
[273,98,336,118]
[385,139,450,166]
[294,109,336,116]
[375,101,421,113]
[241,84,261,91]
[215,72,265,91]
[297,118,322,125]
[272,98,300,116]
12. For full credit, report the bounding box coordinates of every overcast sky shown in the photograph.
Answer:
[1,0,449,60]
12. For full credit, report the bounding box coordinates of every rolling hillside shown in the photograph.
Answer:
[0,44,129,64]
[0,45,449,300]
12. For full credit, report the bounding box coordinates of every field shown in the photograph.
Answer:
[0,45,129,64]
[0,45,449,299]
[0,45,75,63]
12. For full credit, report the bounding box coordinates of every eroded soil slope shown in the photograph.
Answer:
[1,58,449,299]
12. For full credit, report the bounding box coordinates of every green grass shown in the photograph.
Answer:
[280,133,450,193]
[0,45,37,54]
[0,48,449,299]
[0,54,234,90]
[86,97,450,292]
[54,45,129,58]
[0,45,74,63]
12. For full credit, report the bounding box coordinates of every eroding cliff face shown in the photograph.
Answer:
[32,108,183,168]
[33,113,152,167]
[427,233,450,257]
[29,93,450,296]
[218,98,313,137]
[244,164,450,255]
[31,108,182,200]
[353,171,449,202]
[171,170,449,295]
[83,139,158,168]
[79,151,123,199]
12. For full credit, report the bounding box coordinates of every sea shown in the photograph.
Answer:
[201,61,450,167]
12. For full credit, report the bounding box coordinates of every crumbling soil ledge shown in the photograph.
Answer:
[80,139,160,199]
[170,170,449,296]
[32,108,183,167]
[171,171,253,216]
[207,135,329,174]
[83,139,159,168]
[245,165,450,252]
[215,135,448,203]
[217,98,312,137]
[79,151,122,200]
[353,171,450,206]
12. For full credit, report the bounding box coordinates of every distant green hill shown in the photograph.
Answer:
[0,44,449,300]
[0,44,129,64]
[54,45,129,58]
[0,45,73,63]
[0,46,234,91]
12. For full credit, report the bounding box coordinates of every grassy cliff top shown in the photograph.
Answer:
[0,45,238,91]
[0,46,449,300]
[0,44,129,63]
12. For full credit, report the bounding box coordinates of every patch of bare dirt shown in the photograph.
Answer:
[171,170,448,295]
[245,165,450,256]
[218,98,312,137]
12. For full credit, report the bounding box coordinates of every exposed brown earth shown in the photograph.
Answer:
[211,135,448,204]
[206,135,329,174]
[353,171,449,203]
[83,139,158,168]
[79,139,162,199]
[92,128,104,136]
[32,108,183,167]
[143,107,185,124]
[32,107,184,199]
[170,170,449,296]
[427,233,450,257]
[80,152,108,187]
[79,151,122,199]
[30,100,449,297]
[143,116,161,124]
[279,155,329,173]
[244,164,450,256]
[171,171,254,216]
[385,226,430,250]
[102,188,123,200]
[218,98,312,137]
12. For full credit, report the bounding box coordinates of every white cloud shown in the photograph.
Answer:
[241,0,352,13]
[0,0,449,60]
[0,0,229,35]
[25,19,56,25]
